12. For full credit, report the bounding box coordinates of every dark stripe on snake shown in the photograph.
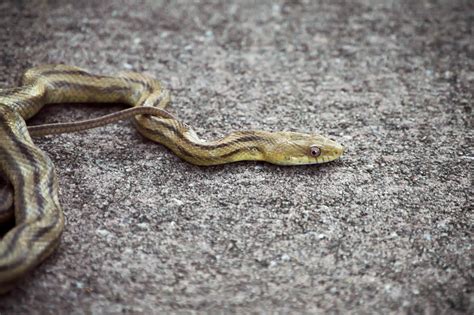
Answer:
[9,124,47,221]
[219,146,264,160]
[0,225,29,271]
[0,222,28,263]
[0,113,29,219]
[50,81,131,95]
[149,119,266,151]
[0,88,25,98]
[40,70,154,94]
[0,113,57,268]
[30,209,61,246]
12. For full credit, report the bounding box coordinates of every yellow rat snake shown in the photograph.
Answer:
[0,65,343,293]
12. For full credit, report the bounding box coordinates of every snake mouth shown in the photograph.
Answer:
[315,140,344,163]
[328,143,344,160]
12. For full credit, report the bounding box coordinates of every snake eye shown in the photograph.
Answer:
[310,145,321,157]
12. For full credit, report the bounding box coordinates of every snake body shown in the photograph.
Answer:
[0,65,343,293]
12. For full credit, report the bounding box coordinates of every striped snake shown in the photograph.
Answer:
[0,65,343,293]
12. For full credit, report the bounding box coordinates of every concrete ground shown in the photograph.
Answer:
[0,0,472,313]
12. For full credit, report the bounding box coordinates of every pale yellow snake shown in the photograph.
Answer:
[0,65,343,293]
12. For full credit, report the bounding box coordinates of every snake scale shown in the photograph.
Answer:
[0,65,343,293]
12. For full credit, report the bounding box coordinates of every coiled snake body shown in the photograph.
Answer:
[0,65,343,293]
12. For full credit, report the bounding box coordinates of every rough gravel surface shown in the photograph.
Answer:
[0,0,472,314]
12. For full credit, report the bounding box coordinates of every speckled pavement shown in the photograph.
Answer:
[0,0,472,313]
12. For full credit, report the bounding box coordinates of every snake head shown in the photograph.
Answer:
[264,131,344,165]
